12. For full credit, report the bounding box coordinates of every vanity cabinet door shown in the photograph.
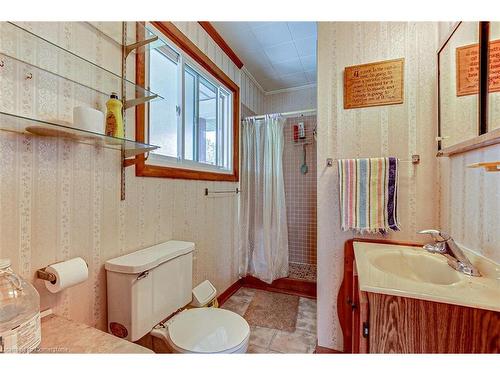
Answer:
[351,275,369,353]
[358,288,369,353]
[366,293,500,353]
[351,275,360,352]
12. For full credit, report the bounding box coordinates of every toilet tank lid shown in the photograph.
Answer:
[105,240,195,274]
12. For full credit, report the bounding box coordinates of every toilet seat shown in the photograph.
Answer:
[158,307,250,353]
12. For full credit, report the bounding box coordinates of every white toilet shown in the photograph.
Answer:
[105,241,250,354]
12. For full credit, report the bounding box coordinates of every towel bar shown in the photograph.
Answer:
[326,155,420,167]
[204,188,240,196]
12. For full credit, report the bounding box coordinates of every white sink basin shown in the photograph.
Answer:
[354,241,500,312]
[371,251,462,285]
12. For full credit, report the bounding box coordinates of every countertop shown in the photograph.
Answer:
[40,314,153,354]
[354,241,500,312]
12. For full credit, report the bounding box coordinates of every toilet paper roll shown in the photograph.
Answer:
[44,257,89,294]
[73,106,105,134]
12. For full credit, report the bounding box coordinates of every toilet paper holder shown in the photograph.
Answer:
[36,268,57,284]
[36,259,89,284]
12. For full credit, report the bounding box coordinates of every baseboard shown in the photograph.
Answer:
[314,345,342,354]
[217,278,244,306]
[241,275,316,299]
[218,275,317,306]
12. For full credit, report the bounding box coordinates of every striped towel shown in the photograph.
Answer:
[337,157,400,234]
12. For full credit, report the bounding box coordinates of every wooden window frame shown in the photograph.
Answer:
[198,22,244,69]
[135,21,240,182]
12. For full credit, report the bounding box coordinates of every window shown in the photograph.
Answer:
[135,22,239,181]
[148,46,180,158]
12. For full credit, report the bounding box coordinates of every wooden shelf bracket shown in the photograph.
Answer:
[124,35,158,58]
[124,94,158,110]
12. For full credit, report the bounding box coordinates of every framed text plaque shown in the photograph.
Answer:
[456,39,500,96]
[344,58,404,109]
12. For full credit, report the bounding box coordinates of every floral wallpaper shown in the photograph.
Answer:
[316,22,440,351]
[0,21,240,331]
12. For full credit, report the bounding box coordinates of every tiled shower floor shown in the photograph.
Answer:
[288,262,317,282]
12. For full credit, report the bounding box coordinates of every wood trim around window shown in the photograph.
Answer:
[135,21,240,182]
[198,22,244,69]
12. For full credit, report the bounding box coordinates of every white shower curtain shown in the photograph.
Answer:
[239,114,289,284]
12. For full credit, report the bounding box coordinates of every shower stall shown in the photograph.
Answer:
[240,109,317,284]
[282,113,317,282]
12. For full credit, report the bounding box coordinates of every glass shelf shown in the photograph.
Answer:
[0,111,159,158]
[0,22,163,105]
[84,21,167,56]
[84,22,127,47]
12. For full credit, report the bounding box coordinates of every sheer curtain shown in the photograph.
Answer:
[239,114,289,284]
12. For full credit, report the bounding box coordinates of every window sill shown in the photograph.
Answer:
[136,162,239,182]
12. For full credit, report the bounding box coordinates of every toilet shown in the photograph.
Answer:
[104,241,250,354]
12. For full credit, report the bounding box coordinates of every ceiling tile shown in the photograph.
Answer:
[246,64,276,83]
[260,77,284,91]
[250,23,292,48]
[264,42,299,64]
[211,21,317,91]
[272,58,304,76]
[294,37,317,57]
[246,22,275,30]
[228,33,262,53]
[287,22,317,39]
[278,71,309,87]
[300,54,316,71]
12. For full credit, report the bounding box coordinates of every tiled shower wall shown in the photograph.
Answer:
[282,115,317,266]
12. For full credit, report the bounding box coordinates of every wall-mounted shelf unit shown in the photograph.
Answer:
[84,21,166,59]
[0,21,164,200]
[467,161,500,172]
[2,22,162,109]
[0,111,158,157]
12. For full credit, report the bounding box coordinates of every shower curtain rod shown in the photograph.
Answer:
[243,108,316,121]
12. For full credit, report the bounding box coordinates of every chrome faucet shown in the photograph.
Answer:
[417,229,481,277]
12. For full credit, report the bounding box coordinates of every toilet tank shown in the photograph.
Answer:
[105,240,195,341]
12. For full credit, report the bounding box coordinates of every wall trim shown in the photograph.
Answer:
[198,21,244,69]
[217,276,317,304]
[241,276,316,299]
[265,83,317,96]
[217,279,243,306]
[314,345,342,354]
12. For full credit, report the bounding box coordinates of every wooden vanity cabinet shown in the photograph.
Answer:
[363,292,500,353]
[338,239,500,354]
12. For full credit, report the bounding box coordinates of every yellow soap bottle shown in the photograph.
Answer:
[105,92,124,138]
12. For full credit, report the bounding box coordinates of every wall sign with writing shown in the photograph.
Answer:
[343,58,404,109]
[456,39,500,96]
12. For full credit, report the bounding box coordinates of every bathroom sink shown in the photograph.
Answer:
[354,241,500,313]
[371,251,462,285]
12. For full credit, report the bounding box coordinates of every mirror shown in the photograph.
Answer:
[438,22,480,149]
[488,22,500,132]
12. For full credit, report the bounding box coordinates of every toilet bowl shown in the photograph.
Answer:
[151,307,250,354]
[105,240,251,353]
